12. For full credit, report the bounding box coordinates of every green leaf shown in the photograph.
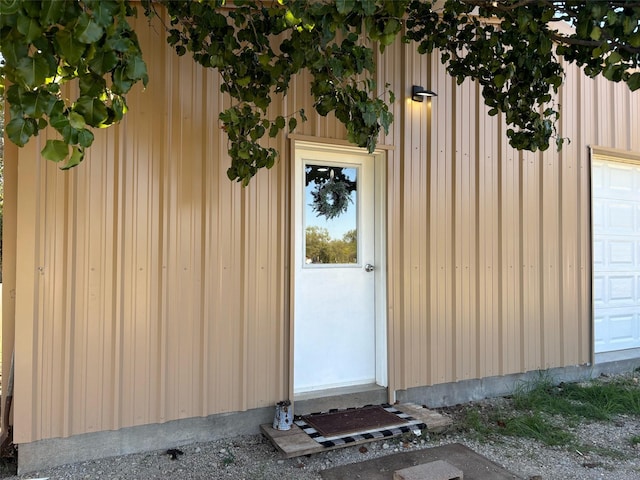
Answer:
[237,76,251,87]
[0,0,21,14]
[79,73,106,97]
[75,13,104,44]
[92,0,120,27]
[106,35,133,52]
[361,0,376,15]
[111,95,128,121]
[288,117,297,133]
[42,139,70,162]
[125,55,148,84]
[112,66,134,94]
[336,0,355,15]
[623,15,637,36]
[6,117,36,147]
[73,96,109,127]
[590,26,601,41]
[50,112,72,139]
[60,146,85,170]
[17,15,43,43]
[628,72,640,92]
[27,89,57,116]
[39,0,66,26]
[69,111,86,129]
[15,55,50,88]
[77,129,95,148]
[55,29,87,65]
[606,51,622,65]
[89,49,119,75]
[362,104,377,127]
[0,33,28,65]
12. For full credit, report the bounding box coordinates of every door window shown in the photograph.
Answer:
[304,164,358,265]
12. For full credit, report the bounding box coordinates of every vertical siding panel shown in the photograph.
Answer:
[14,139,41,443]
[557,64,580,363]
[595,76,614,146]
[559,62,581,365]
[77,130,115,433]
[403,43,428,387]
[501,140,522,374]
[477,101,500,378]
[45,143,72,438]
[578,77,593,363]
[612,78,631,149]
[380,39,405,393]
[244,170,280,408]
[38,164,56,439]
[521,150,542,370]
[120,109,149,427]
[430,54,455,383]
[2,137,17,440]
[578,72,597,365]
[541,147,561,368]
[454,80,477,380]
[132,25,167,426]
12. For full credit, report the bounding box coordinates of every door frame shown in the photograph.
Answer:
[289,137,388,399]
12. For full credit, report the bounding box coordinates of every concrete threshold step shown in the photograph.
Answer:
[261,403,452,458]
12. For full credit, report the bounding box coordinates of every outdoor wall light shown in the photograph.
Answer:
[412,85,437,102]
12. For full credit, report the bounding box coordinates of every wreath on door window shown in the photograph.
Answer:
[311,179,353,220]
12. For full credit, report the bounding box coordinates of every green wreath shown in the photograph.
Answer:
[311,179,353,220]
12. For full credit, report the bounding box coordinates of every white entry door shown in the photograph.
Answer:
[293,143,383,394]
[592,157,640,353]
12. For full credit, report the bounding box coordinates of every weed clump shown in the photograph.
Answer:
[448,371,640,451]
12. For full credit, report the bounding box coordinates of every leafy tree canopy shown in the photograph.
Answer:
[1,0,639,185]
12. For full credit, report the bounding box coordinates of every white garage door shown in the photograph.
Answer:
[592,157,640,353]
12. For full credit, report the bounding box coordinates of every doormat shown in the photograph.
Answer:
[295,404,426,448]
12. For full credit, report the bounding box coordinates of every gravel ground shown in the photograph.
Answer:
[5,376,640,480]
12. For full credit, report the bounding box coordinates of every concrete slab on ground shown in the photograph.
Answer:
[320,443,522,480]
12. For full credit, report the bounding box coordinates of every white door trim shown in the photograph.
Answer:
[289,139,387,397]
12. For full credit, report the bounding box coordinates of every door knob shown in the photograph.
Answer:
[364,264,375,272]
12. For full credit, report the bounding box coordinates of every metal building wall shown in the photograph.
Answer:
[8,12,640,445]
[383,39,640,393]
[11,13,296,444]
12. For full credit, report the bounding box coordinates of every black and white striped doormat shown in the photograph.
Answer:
[294,404,426,448]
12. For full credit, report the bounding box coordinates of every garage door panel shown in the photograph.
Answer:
[608,312,639,345]
[595,311,640,344]
[607,203,635,231]
[608,240,635,266]
[608,164,636,197]
[593,157,640,353]
[608,275,636,304]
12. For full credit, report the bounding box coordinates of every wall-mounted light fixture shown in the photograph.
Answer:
[412,85,437,102]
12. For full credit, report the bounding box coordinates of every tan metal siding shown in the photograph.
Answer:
[386,51,640,393]
[9,12,640,444]
[12,13,291,443]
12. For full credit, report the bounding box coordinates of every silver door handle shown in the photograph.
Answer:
[364,264,375,272]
